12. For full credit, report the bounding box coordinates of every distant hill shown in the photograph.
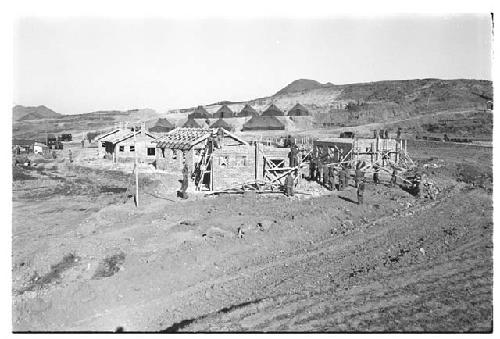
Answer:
[275,79,329,95]
[13,105,62,121]
[168,78,492,133]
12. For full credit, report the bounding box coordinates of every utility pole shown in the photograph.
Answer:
[134,128,139,207]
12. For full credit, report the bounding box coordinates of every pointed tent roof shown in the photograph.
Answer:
[287,103,310,116]
[209,118,233,131]
[213,104,234,119]
[242,115,285,131]
[262,103,284,116]
[150,118,175,133]
[154,118,175,128]
[188,105,212,119]
[183,118,202,128]
[238,104,259,117]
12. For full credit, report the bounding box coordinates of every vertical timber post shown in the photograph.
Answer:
[134,131,139,207]
[254,142,259,181]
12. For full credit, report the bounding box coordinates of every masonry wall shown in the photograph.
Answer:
[155,148,198,172]
[211,143,255,191]
[115,133,157,164]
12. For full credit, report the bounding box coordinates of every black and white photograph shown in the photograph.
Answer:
[4,0,496,334]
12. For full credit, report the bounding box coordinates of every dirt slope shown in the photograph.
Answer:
[11,141,492,332]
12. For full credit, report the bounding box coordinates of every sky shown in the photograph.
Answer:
[14,15,493,115]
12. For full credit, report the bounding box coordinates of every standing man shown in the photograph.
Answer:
[373,165,380,184]
[391,169,397,187]
[338,166,345,191]
[329,166,336,191]
[309,153,317,181]
[81,139,85,148]
[322,163,329,188]
[413,173,422,198]
[354,164,363,188]
[284,171,295,197]
[289,145,299,168]
[357,178,365,205]
[180,162,189,199]
[68,149,73,163]
[317,158,324,184]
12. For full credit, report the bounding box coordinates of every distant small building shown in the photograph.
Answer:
[33,142,49,155]
[60,134,73,141]
[98,123,158,163]
[13,139,35,153]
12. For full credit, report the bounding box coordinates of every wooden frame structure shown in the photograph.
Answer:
[313,137,414,177]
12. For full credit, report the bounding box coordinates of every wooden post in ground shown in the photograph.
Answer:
[254,142,259,181]
[134,131,139,207]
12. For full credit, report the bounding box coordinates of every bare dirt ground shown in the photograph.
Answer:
[12,140,492,332]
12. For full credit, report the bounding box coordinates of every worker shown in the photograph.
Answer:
[385,130,389,139]
[284,171,295,197]
[396,127,402,139]
[354,164,364,188]
[412,173,422,198]
[180,163,189,199]
[357,178,366,205]
[289,145,299,168]
[379,129,384,139]
[68,149,73,163]
[357,178,365,205]
[309,154,317,181]
[373,165,380,184]
[391,169,397,187]
[81,139,85,148]
[317,159,324,184]
[322,163,329,187]
[338,166,346,191]
[373,130,378,139]
[329,166,337,191]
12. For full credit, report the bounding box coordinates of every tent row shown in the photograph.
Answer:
[148,102,311,133]
[149,115,286,132]
[188,102,310,119]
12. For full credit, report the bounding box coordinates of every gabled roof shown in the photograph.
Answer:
[287,103,310,116]
[213,104,234,119]
[95,128,121,141]
[262,103,284,116]
[155,127,248,150]
[100,129,157,144]
[238,104,259,117]
[242,115,285,131]
[188,105,212,119]
[209,118,233,131]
